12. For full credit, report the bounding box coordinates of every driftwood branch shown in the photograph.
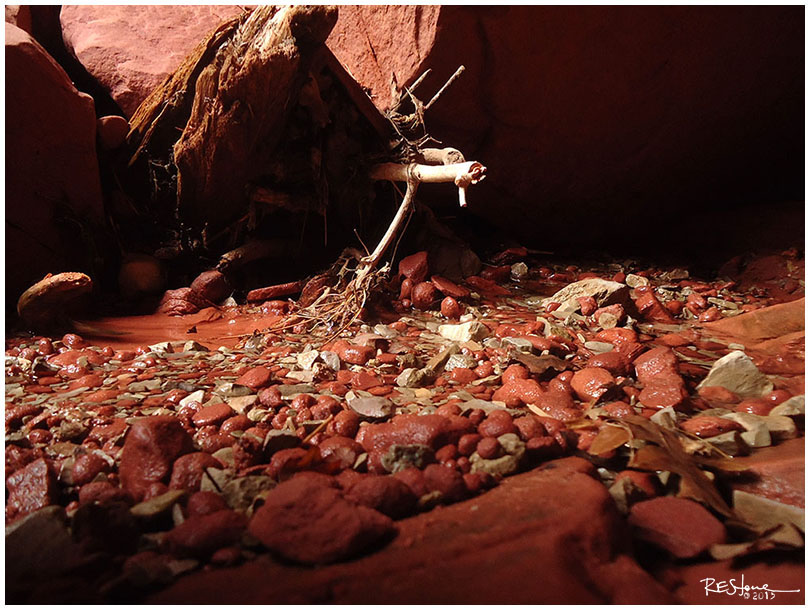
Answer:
[352,159,487,285]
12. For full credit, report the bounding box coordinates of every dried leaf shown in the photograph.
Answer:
[621,416,734,518]
[588,425,631,455]
[710,524,804,560]
[513,352,569,375]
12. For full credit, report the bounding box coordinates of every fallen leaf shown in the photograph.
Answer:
[513,352,569,375]
[588,425,632,455]
[620,416,734,518]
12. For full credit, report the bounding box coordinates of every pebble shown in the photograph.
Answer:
[191,403,234,427]
[6,458,57,522]
[570,367,615,402]
[398,251,429,283]
[697,350,774,398]
[411,282,438,310]
[119,416,194,501]
[169,452,223,491]
[235,367,273,390]
[680,415,745,438]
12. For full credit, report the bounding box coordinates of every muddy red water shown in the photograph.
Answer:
[74,307,284,351]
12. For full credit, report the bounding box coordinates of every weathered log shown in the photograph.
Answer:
[173,5,338,229]
[127,5,339,232]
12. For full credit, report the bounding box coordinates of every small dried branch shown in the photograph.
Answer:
[425,65,465,110]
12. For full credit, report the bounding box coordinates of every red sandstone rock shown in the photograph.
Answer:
[60,5,243,116]
[578,295,598,316]
[166,509,247,558]
[571,367,615,402]
[680,416,745,438]
[331,340,375,365]
[440,296,463,318]
[119,416,193,501]
[6,458,57,521]
[6,23,105,304]
[431,275,470,299]
[328,410,361,438]
[169,452,223,491]
[628,497,726,558]
[79,480,131,506]
[343,474,417,519]
[186,491,228,517]
[235,367,272,390]
[423,463,467,503]
[319,436,364,470]
[248,476,395,564]
[477,410,517,438]
[633,286,676,323]
[87,419,128,444]
[411,281,438,310]
[397,251,429,283]
[633,346,688,409]
[153,458,673,604]
[71,453,110,486]
[586,351,631,376]
[191,403,234,428]
[190,269,231,304]
[513,415,548,441]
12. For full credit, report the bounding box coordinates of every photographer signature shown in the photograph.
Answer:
[701,574,801,600]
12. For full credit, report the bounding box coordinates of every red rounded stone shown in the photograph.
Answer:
[166,509,247,558]
[680,415,744,438]
[71,452,110,486]
[571,367,615,402]
[586,351,631,376]
[170,452,223,491]
[235,367,273,390]
[478,410,516,438]
[411,281,438,310]
[343,474,417,519]
[440,296,463,318]
[192,403,234,428]
[186,491,228,517]
[450,367,477,384]
[476,436,502,459]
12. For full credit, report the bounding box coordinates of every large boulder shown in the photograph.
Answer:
[5,23,104,307]
[60,5,244,117]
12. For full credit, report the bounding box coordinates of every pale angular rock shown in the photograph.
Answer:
[625,274,650,287]
[762,415,798,442]
[444,353,477,371]
[348,396,395,420]
[542,279,630,314]
[705,431,750,456]
[438,321,490,342]
[396,368,427,388]
[720,412,772,448]
[697,350,774,398]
